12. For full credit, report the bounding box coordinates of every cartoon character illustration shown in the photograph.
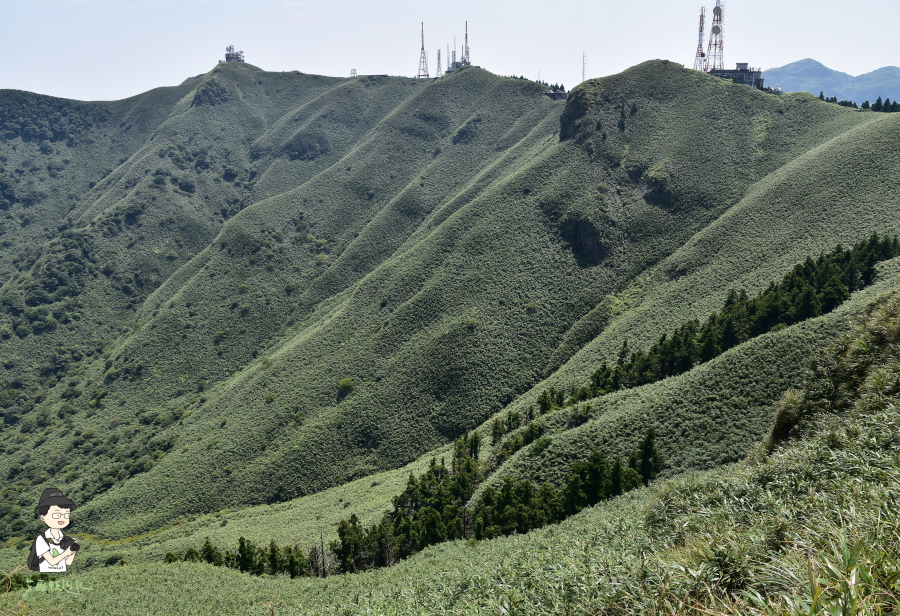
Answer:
[29,488,79,573]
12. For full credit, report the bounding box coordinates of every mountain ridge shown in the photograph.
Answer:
[764,57,900,102]
[0,60,898,546]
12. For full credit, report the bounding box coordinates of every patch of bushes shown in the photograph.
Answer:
[552,233,899,409]
[172,430,661,578]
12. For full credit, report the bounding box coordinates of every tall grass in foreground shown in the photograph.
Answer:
[632,291,900,615]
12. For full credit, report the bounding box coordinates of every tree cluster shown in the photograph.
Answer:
[166,430,663,578]
[332,432,483,573]
[0,91,110,143]
[861,96,900,112]
[165,536,318,579]
[561,233,900,405]
[491,407,546,461]
[507,76,566,92]
[473,429,660,540]
[819,92,900,112]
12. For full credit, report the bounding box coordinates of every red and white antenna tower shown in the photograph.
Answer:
[692,7,707,71]
[417,23,430,78]
[705,1,724,71]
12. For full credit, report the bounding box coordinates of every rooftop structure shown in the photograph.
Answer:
[224,45,245,63]
[710,63,765,89]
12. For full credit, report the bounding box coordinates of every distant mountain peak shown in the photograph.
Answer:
[763,58,900,102]
[780,58,829,69]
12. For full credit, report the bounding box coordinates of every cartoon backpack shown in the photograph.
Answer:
[27,537,45,571]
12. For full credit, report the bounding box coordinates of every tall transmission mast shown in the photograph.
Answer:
[582,52,587,83]
[436,49,442,77]
[692,7,707,71]
[705,1,724,71]
[463,21,470,64]
[417,23,430,78]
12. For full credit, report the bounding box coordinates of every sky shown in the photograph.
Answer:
[2,0,899,101]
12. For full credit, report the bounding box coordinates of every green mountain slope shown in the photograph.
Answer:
[4,270,899,616]
[0,59,898,545]
[479,257,900,492]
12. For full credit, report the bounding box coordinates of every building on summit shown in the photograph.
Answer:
[224,45,245,63]
[709,63,765,90]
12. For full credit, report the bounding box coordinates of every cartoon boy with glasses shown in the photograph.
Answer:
[32,488,79,573]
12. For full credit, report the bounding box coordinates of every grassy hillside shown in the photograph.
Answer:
[1,59,898,553]
[478,257,900,492]
[4,276,899,616]
[0,257,894,577]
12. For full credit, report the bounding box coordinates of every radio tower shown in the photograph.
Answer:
[436,49,442,77]
[692,7,707,71]
[706,1,724,71]
[462,21,470,65]
[417,23,430,78]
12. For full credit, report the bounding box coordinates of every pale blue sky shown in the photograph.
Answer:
[2,0,898,101]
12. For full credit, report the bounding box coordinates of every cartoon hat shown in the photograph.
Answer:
[34,488,76,515]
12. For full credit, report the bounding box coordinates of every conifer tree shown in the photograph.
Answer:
[183,547,201,562]
[334,514,365,573]
[491,417,506,445]
[820,275,850,312]
[237,537,254,573]
[200,536,223,566]
[267,539,281,576]
[610,458,623,496]
[637,428,663,485]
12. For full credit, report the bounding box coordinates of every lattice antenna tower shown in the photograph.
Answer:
[692,7,707,71]
[417,23,430,78]
[705,1,724,71]
[462,21,470,65]
[436,49,442,77]
[582,52,587,83]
